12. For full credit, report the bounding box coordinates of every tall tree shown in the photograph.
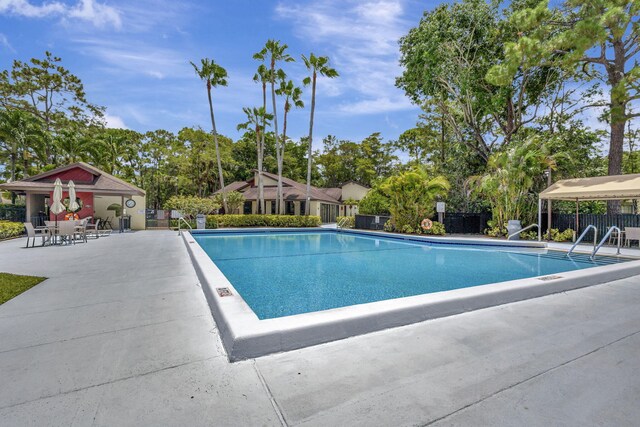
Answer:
[252,64,270,214]
[276,76,304,212]
[0,51,104,165]
[397,0,560,161]
[0,109,44,185]
[237,107,273,214]
[254,40,295,214]
[301,53,338,214]
[488,0,640,212]
[190,58,229,212]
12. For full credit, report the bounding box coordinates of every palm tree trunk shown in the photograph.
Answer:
[305,72,317,215]
[279,108,287,215]
[207,85,228,212]
[269,65,283,215]
[256,127,264,214]
[259,83,266,214]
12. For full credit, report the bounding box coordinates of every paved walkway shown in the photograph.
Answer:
[0,231,639,426]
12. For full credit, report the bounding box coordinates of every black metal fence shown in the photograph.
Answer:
[0,204,26,222]
[355,214,392,230]
[542,213,640,242]
[355,212,491,234]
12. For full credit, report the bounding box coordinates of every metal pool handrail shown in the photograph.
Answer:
[591,226,621,259]
[337,217,351,229]
[507,223,539,240]
[567,225,597,257]
[177,217,192,235]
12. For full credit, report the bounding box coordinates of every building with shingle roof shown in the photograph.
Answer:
[0,162,146,229]
[215,171,369,222]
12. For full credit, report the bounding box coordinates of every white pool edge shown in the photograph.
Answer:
[183,228,640,361]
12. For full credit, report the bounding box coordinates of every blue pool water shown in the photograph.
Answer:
[193,230,627,320]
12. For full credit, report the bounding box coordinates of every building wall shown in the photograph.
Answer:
[49,191,93,221]
[341,182,369,201]
[47,168,95,184]
[93,195,146,230]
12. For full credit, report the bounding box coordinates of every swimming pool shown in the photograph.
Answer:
[193,230,625,320]
[184,228,640,360]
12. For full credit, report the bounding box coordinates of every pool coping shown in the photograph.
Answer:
[183,228,640,361]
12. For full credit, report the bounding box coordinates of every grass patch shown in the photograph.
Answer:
[0,272,46,304]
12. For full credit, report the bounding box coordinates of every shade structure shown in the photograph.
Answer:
[539,174,640,201]
[50,178,65,215]
[68,180,79,212]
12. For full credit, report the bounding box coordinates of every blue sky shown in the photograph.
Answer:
[0,0,437,147]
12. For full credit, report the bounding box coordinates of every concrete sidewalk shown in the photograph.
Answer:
[0,231,639,426]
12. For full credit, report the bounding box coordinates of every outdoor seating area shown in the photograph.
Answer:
[23,217,111,248]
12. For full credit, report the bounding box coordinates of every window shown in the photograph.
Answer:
[300,201,306,215]
[243,201,252,214]
[286,201,295,215]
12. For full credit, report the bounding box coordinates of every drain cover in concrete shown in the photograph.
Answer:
[216,287,233,297]
[538,275,563,281]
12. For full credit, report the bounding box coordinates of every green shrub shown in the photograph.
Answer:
[0,221,24,239]
[552,228,574,242]
[423,221,446,236]
[206,214,321,228]
[383,219,394,232]
[337,216,355,228]
[520,230,538,240]
[164,195,220,220]
[485,225,506,237]
[358,188,391,215]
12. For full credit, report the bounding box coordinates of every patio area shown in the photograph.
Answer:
[1,231,640,426]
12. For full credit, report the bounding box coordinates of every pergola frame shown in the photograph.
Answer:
[537,174,640,241]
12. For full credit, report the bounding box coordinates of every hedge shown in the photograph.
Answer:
[206,214,321,228]
[0,221,24,239]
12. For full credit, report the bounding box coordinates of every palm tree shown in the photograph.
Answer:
[254,40,294,214]
[302,53,338,214]
[0,109,44,184]
[252,64,270,214]
[237,107,273,214]
[190,58,229,212]
[275,76,304,212]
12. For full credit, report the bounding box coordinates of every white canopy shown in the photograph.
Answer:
[539,174,640,201]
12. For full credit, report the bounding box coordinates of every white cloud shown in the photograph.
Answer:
[0,33,14,52]
[104,113,127,129]
[0,0,121,29]
[71,38,188,79]
[275,0,416,115]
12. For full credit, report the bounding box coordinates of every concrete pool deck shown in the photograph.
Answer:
[0,230,639,425]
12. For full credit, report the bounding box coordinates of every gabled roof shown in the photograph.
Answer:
[215,171,342,204]
[0,162,145,196]
[539,174,640,201]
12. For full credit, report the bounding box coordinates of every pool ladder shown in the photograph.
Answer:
[337,217,351,229]
[567,225,597,257]
[591,226,621,259]
[566,225,622,258]
[177,217,193,235]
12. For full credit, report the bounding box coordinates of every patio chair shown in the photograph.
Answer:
[102,217,113,230]
[86,219,100,239]
[58,221,77,245]
[624,227,640,247]
[73,218,89,243]
[24,222,49,248]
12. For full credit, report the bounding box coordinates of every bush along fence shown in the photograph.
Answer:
[170,215,322,229]
[0,221,24,239]
[541,213,640,243]
[355,213,491,234]
[0,204,26,223]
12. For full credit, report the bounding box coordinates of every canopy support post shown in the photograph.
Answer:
[575,200,579,237]
[537,198,542,241]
